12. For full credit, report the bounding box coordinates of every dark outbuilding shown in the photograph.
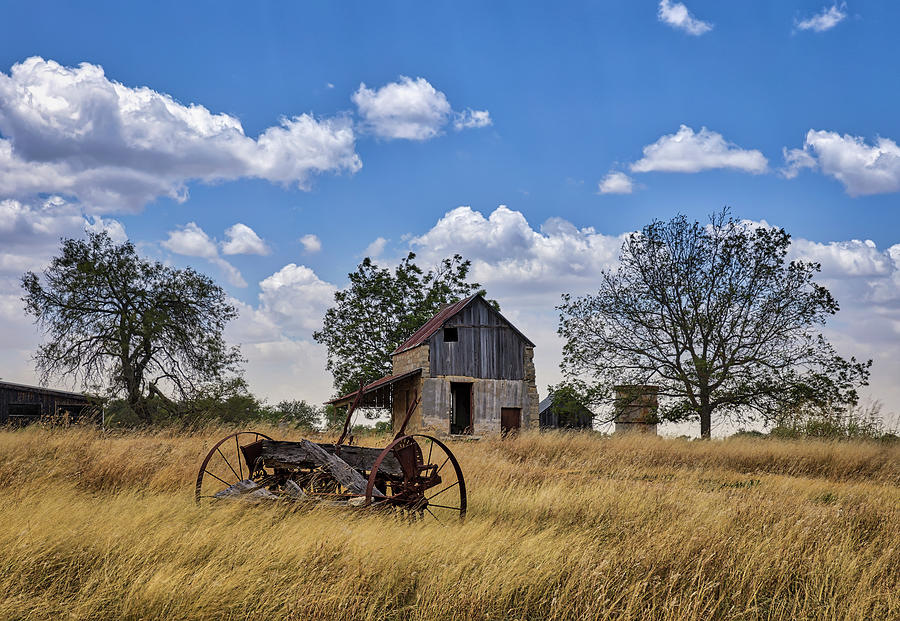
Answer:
[538,394,593,430]
[0,380,91,425]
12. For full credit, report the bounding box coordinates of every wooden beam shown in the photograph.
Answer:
[297,440,384,497]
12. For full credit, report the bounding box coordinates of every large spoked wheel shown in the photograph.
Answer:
[365,434,467,525]
[195,431,273,503]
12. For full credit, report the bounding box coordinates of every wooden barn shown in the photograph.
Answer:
[329,294,539,435]
[538,394,593,430]
[0,380,91,425]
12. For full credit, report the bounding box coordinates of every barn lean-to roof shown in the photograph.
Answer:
[392,294,534,355]
[0,380,88,401]
[325,368,422,405]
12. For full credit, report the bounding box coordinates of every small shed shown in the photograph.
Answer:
[538,394,593,430]
[0,380,91,425]
[329,294,539,435]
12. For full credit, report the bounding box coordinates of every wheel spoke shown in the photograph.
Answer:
[425,506,446,526]
[203,469,231,486]
[425,502,460,511]
[436,454,451,475]
[216,447,241,481]
[236,435,243,480]
[427,439,434,465]
[427,480,459,501]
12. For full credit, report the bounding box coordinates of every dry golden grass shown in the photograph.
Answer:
[0,427,897,620]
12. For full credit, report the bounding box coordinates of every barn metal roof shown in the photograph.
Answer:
[0,380,88,401]
[392,295,477,355]
[392,294,534,355]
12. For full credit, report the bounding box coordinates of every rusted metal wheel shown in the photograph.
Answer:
[195,431,273,503]
[365,434,467,524]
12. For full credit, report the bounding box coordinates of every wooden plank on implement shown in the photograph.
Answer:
[258,440,403,478]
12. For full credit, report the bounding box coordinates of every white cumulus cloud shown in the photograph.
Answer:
[0,196,87,278]
[0,57,361,212]
[84,215,127,243]
[162,222,219,259]
[410,205,624,302]
[658,0,713,36]
[352,76,489,140]
[598,171,634,194]
[221,223,269,256]
[299,234,322,254]
[454,108,492,131]
[631,125,768,174]
[795,4,847,33]
[783,130,900,196]
[257,264,336,335]
[364,237,388,258]
[162,222,246,287]
[781,146,818,179]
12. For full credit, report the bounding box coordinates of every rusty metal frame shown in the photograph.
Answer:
[394,390,420,439]
[336,384,364,446]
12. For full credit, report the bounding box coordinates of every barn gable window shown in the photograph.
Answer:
[443,327,458,342]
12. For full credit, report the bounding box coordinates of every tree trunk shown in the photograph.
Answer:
[699,404,712,439]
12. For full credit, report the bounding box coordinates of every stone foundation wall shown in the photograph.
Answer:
[523,346,539,430]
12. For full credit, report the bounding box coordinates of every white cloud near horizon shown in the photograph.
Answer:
[631,125,768,174]
[782,130,900,196]
[161,222,246,287]
[256,264,337,337]
[598,171,634,194]
[221,223,270,256]
[658,1,713,36]
[352,76,490,140]
[0,57,362,213]
[795,4,848,33]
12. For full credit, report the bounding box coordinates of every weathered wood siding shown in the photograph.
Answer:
[0,384,89,425]
[429,297,525,380]
[420,377,534,433]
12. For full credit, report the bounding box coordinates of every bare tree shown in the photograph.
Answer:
[557,209,871,438]
[21,231,242,422]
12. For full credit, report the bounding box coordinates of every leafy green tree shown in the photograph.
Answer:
[21,231,242,424]
[557,209,871,438]
[314,252,493,395]
[269,399,322,430]
[322,404,346,431]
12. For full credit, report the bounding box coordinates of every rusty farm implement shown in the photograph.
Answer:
[194,389,467,523]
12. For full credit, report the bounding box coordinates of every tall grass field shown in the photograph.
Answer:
[0,427,896,620]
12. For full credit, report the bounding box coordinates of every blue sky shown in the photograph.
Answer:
[2,1,899,431]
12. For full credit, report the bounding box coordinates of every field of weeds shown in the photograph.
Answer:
[0,427,897,620]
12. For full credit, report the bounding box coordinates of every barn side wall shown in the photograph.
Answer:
[418,376,538,434]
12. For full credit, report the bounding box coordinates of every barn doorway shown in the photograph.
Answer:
[501,407,521,435]
[450,382,472,434]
